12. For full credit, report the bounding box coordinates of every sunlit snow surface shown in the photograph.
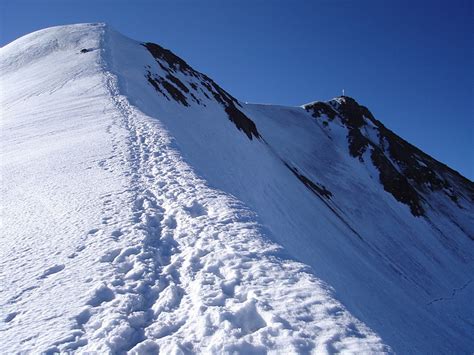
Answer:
[1,23,472,353]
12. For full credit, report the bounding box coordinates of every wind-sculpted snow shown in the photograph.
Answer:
[1,23,473,354]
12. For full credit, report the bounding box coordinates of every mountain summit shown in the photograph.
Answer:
[1,23,473,353]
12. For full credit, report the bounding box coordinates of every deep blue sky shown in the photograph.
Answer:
[1,0,472,179]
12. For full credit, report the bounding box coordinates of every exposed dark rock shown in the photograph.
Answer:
[145,71,169,100]
[143,42,194,74]
[142,41,260,140]
[190,92,202,105]
[379,125,452,191]
[200,88,211,100]
[348,127,370,159]
[201,81,225,106]
[282,161,371,242]
[145,70,189,106]
[285,163,332,199]
[316,95,474,216]
[304,101,337,120]
[160,78,189,106]
[198,75,260,140]
[370,147,425,216]
[331,96,375,128]
[80,48,92,53]
[330,97,375,159]
[166,74,189,93]
[224,104,260,140]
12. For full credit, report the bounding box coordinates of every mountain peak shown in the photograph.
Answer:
[304,94,473,217]
[1,24,473,354]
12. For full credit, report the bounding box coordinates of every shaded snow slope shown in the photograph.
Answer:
[1,23,473,353]
[106,25,474,353]
[1,24,389,353]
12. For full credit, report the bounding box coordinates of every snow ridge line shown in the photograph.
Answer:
[97,84,388,353]
[43,26,174,353]
[84,71,174,352]
[46,25,390,353]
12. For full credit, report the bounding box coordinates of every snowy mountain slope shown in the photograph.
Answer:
[1,23,472,353]
[107,24,473,353]
[1,24,134,350]
[1,24,389,353]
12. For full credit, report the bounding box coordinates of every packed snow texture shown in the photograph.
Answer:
[1,23,473,353]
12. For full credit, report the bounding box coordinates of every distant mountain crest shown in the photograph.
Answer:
[305,96,473,217]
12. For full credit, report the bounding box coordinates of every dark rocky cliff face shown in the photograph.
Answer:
[143,42,260,140]
[305,96,474,217]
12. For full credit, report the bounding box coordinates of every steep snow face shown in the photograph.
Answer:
[241,101,474,352]
[107,26,474,353]
[305,96,474,218]
[1,23,472,354]
[1,24,389,353]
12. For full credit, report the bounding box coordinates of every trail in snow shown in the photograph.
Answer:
[7,23,472,354]
[44,32,388,351]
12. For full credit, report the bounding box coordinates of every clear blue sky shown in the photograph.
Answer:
[1,0,472,179]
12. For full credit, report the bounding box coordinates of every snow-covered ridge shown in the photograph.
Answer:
[1,23,388,353]
[1,23,473,353]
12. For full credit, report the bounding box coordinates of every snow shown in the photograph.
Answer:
[1,23,472,353]
[0,24,388,353]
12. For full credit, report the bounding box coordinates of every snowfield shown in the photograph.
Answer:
[1,23,473,353]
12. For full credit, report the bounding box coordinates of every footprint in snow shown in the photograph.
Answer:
[75,244,86,253]
[73,307,92,328]
[86,283,115,307]
[184,201,207,217]
[221,299,267,336]
[39,264,65,279]
[101,216,113,224]
[163,215,177,229]
[4,311,19,323]
[99,248,122,263]
[111,229,123,239]
[87,228,100,235]
[8,286,39,303]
